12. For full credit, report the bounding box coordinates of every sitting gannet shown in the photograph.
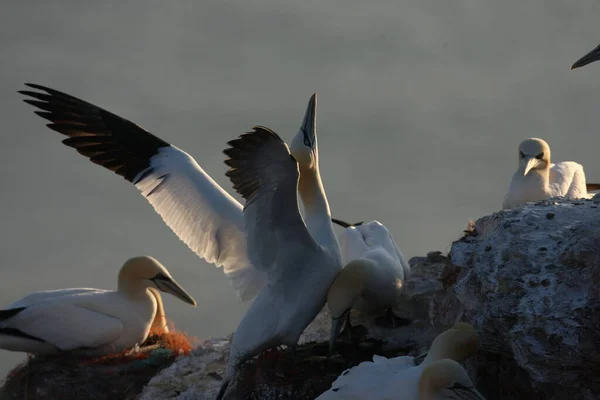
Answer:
[215,126,342,399]
[0,256,196,355]
[316,323,485,399]
[327,219,410,351]
[571,43,600,69]
[502,138,599,209]
[19,85,341,303]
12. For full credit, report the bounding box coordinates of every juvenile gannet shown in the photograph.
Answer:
[502,138,599,209]
[571,44,600,70]
[328,219,410,351]
[19,85,340,302]
[215,126,342,400]
[0,256,196,355]
[316,323,485,399]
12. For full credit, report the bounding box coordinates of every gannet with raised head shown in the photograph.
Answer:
[315,323,485,399]
[19,85,340,302]
[328,219,410,351]
[215,126,342,400]
[0,256,196,355]
[571,44,600,70]
[502,138,599,209]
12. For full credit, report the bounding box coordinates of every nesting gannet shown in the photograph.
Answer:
[0,256,196,355]
[502,138,600,209]
[19,85,339,302]
[215,126,342,400]
[316,323,485,400]
[571,44,600,70]
[327,219,410,351]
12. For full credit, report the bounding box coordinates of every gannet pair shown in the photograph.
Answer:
[327,219,410,351]
[503,138,599,209]
[0,256,196,356]
[316,323,485,400]
[19,85,343,303]
[19,85,411,395]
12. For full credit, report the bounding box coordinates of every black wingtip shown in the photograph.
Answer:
[0,307,26,321]
[223,125,290,201]
[331,218,364,228]
[332,218,352,228]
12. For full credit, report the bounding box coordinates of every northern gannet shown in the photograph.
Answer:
[316,323,485,400]
[0,256,196,355]
[327,219,410,351]
[19,85,339,302]
[502,138,599,209]
[216,126,342,400]
[571,44,600,70]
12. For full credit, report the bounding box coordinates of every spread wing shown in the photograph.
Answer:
[224,126,321,282]
[19,84,266,301]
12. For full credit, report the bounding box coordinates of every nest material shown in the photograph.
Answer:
[0,328,195,400]
[232,328,413,400]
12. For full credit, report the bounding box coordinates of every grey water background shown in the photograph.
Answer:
[1,0,599,378]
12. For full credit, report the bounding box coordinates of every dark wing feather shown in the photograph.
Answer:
[19,83,169,183]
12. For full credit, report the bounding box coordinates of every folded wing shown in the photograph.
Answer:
[1,302,124,351]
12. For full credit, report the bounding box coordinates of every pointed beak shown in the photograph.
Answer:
[329,310,349,353]
[300,93,317,148]
[571,45,600,70]
[331,218,365,228]
[522,156,541,176]
[154,276,197,306]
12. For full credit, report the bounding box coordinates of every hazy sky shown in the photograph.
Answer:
[1,0,599,378]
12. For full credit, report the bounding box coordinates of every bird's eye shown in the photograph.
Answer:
[535,152,544,160]
[519,151,525,158]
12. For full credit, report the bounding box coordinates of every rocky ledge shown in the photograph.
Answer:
[3,198,599,400]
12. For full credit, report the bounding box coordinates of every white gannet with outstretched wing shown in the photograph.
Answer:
[316,323,485,400]
[216,126,342,399]
[502,138,600,210]
[19,85,335,302]
[0,256,196,356]
[327,219,410,351]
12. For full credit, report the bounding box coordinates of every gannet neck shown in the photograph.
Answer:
[520,165,550,185]
[118,275,153,300]
[148,287,169,334]
[327,258,373,316]
[419,359,485,400]
[298,165,339,252]
[423,323,478,365]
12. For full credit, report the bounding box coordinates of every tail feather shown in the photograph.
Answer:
[0,327,46,342]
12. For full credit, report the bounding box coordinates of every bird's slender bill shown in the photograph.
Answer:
[154,276,197,306]
[522,157,542,176]
[301,93,317,148]
[329,309,350,352]
[331,218,364,228]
